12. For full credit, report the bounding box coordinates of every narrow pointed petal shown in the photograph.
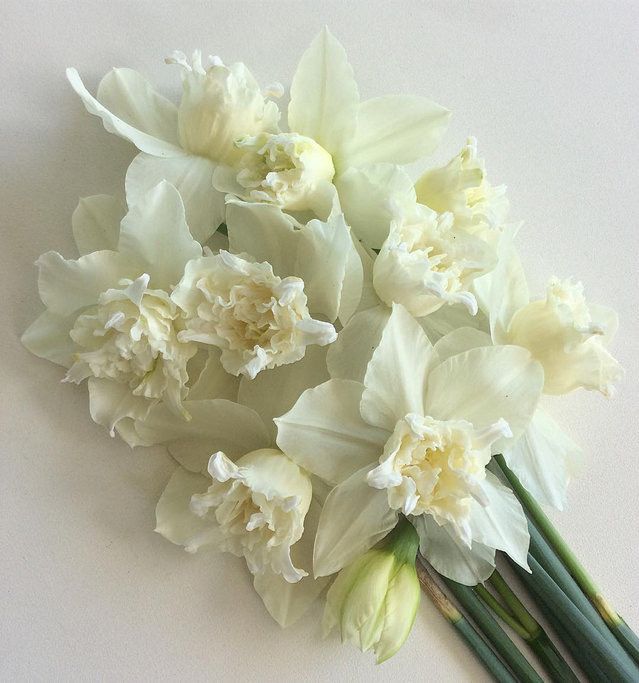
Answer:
[125,152,224,244]
[275,379,386,485]
[66,68,184,157]
[313,466,398,577]
[118,181,202,291]
[361,303,437,431]
[344,95,450,167]
[72,195,125,255]
[288,27,359,155]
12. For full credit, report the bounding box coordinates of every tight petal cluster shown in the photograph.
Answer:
[171,251,337,379]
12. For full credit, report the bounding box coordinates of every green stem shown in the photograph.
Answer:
[444,579,543,683]
[486,570,579,682]
[416,560,516,683]
[494,454,639,665]
[494,455,619,625]
[474,585,530,640]
[513,555,639,682]
[489,570,540,637]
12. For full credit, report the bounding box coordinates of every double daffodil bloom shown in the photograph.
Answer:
[276,303,544,584]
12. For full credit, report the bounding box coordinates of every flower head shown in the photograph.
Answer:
[65,274,195,420]
[190,449,312,582]
[214,132,335,212]
[415,136,509,237]
[172,251,337,379]
[506,277,623,396]
[323,519,421,663]
[373,205,496,317]
[367,414,511,544]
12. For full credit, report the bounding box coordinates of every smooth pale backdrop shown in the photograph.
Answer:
[1,1,637,681]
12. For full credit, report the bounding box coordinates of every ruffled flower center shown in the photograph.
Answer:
[232,132,335,210]
[367,414,511,542]
[65,274,195,416]
[190,450,310,582]
[175,251,336,378]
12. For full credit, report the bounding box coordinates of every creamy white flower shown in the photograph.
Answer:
[189,449,312,582]
[506,277,623,396]
[22,181,203,437]
[415,136,509,238]
[276,304,543,582]
[65,274,196,419]
[172,251,337,379]
[373,204,497,317]
[213,132,335,212]
[323,519,420,663]
[66,51,280,242]
[284,28,450,243]
[367,414,511,544]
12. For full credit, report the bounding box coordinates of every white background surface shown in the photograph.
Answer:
[1,2,638,681]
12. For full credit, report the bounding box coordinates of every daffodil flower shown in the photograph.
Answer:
[276,303,544,584]
[22,181,202,437]
[66,51,281,243]
[137,353,332,626]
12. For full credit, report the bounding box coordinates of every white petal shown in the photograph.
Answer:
[96,67,180,145]
[66,68,184,157]
[344,95,450,167]
[275,379,387,485]
[36,250,134,316]
[134,399,270,472]
[503,409,582,510]
[433,327,492,364]
[335,163,415,249]
[313,465,398,577]
[72,195,125,255]
[226,200,355,322]
[125,152,224,244]
[239,345,329,441]
[424,345,544,440]
[361,304,437,431]
[118,180,202,291]
[413,516,496,585]
[87,377,152,435]
[155,466,215,548]
[188,349,240,401]
[418,304,490,345]
[468,471,529,570]
[288,27,359,155]
[475,229,529,343]
[327,305,390,383]
[253,500,329,626]
[21,311,76,368]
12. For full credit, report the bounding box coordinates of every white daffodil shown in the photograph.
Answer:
[323,519,421,663]
[190,449,312,582]
[507,277,623,396]
[141,372,331,626]
[373,203,497,318]
[171,251,337,379]
[291,28,450,247]
[415,136,509,238]
[22,181,203,437]
[66,51,280,243]
[481,233,622,398]
[276,303,544,584]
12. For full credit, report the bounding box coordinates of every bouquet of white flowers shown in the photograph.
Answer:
[22,27,638,681]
